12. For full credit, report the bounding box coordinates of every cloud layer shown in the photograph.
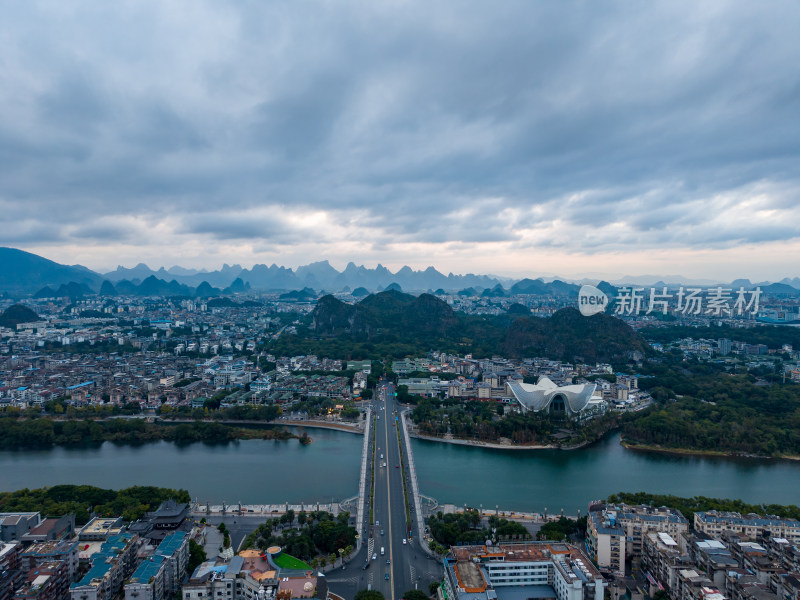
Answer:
[2,0,799,278]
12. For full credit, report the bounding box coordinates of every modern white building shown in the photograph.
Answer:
[505,377,597,418]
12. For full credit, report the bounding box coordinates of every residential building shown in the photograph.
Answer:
[0,542,23,600]
[440,542,605,600]
[21,539,80,581]
[0,514,41,542]
[642,532,693,597]
[695,512,800,544]
[78,518,125,542]
[70,534,140,600]
[13,560,70,600]
[20,515,75,544]
[586,503,689,574]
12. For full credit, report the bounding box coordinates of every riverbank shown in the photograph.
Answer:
[411,432,552,449]
[620,438,800,461]
[0,417,305,450]
[273,419,364,434]
[158,416,364,434]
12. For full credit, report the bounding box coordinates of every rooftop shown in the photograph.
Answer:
[130,554,166,584]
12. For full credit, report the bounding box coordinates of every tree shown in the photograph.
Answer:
[354,591,385,600]
[188,539,207,574]
[404,591,429,600]
[428,582,441,596]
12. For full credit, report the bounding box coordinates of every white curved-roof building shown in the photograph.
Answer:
[506,377,596,416]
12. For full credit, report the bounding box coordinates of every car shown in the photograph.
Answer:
[386,558,390,564]
[380,529,384,535]
[395,464,399,468]
[402,539,407,545]
[372,553,377,560]
[362,561,370,570]
[385,573,390,580]
[376,520,380,526]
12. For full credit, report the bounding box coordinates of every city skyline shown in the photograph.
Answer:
[2,1,799,280]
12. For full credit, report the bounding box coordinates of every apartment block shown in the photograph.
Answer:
[124,531,189,600]
[642,532,693,596]
[0,543,23,600]
[695,512,800,544]
[440,542,606,600]
[21,539,80,581]
[586,503,689,574]
[70,534,140,600]
[13,560,70,600]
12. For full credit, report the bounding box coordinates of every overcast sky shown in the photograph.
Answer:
[2,1,799,280]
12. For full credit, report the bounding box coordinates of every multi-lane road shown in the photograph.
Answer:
[326,381,442,600]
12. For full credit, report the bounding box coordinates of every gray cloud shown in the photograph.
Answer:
[1,0,799,267]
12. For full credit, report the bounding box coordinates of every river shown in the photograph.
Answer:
[1,429,798,514]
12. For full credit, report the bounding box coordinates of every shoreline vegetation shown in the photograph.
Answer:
[619,438,800,461]
[0,416,307,450]
[413,429,799,460]
[4,412,796,461]
[0,484,191,524]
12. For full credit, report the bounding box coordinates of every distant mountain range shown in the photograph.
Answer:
[1,246,799,298]
[104,259,507,293]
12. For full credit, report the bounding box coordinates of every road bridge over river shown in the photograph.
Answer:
[325,381,442,600]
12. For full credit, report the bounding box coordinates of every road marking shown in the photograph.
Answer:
[385,390,395,600]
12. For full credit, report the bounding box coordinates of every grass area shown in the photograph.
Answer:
[272,552,312,570]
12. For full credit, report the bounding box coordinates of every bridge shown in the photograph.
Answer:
[189,382,558,600]
[323,381,442,600]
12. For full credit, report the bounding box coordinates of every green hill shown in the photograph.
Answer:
[304,291,648,362]
[0,304,40,328]
[502,308,650,363]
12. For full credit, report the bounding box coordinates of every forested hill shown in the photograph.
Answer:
[503,308,650,363]
[304,291,648,362]
[312,290,458,337]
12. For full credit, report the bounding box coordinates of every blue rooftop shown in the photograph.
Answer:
[71,534,134,589]
[130,554,166,584]
[66,381,94,390]
[156,531,187,556]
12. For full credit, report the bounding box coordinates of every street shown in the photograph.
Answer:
[327,381,442,600]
